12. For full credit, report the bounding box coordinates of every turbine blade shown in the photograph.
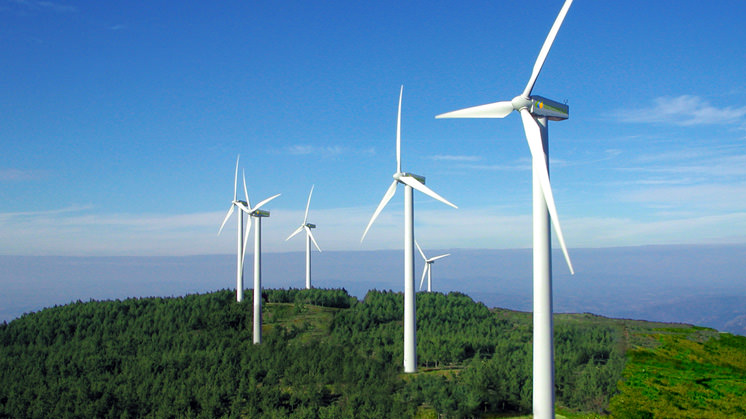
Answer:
[242,216,251,267]
[415,240,427,261]
[306,226,322,252]
[522,0,574,97]
[286,225,304,241]
[398,175,458,209]
[252,193,281,212]
[233,155,240,201]
[218,205,234,235]
[429,253,450,262]
[236,201,250,214]
[419,265,428,290]
[303,184,314,225]
[435,101,513,119]
[361,180,398,242]
[243,170,251,209]
[520,109,574,274]
[397,85,403,174]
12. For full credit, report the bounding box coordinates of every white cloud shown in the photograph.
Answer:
[429,155,483,162]
[567,213,746,248]
[619,183,746,212]
[0,168,39,181]
[4,200,746,257]
[279,144,374,158]
[8,0,76,13]
[611,95,746,126]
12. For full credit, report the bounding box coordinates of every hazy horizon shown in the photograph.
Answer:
[3,244,745,336]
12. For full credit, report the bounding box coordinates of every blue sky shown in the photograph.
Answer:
[2,0,746,256]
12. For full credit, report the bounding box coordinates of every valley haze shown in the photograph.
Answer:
[2,244,745,336]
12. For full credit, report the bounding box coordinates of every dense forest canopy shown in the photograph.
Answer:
[1,288,744,418]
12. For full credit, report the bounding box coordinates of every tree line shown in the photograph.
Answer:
[0,288,626,418]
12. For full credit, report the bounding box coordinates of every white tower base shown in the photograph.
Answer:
[305,234,312,289]
[533,116,554,419]
[253,216,263,345]
[236,211,244,302]
[403,184,417,373]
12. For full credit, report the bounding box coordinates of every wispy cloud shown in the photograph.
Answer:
[611,95,746,126]
[0,168,41,182]
[277,144,375,158]
[428,155,482,162]
[8,0,76,13]
[621,145,746,180]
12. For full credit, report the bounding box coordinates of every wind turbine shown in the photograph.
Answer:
[238,173,280,345]
[218,155,250,303]
[415,241,450,293]
[286,185,322,289]
[362,85,457,373]
[436,1,575,417]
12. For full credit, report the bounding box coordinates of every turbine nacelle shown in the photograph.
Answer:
[251,209,270,218]
[528,95,569,121]
[395,172,425,184]
[305,223,316,229]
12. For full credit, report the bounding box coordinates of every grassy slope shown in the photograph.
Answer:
[608,324,746,418]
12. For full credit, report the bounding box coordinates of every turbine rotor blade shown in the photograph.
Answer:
[243,170,251,209]
[218,205,234,235]
[520,109,574,274]
[429,254,450,262]
[251,194,281,212]
[415,240,427,261]
[304,185,314,225]
[435,101,514,119]
[361,180,398,242]
[306,226,322,252]
[398,175,458,209]
[397,85,403,174]
[233,155,240,202]
[419,265,428,291]
[242,216,251,268]
[522,0,574,98]
[286,225,304,241]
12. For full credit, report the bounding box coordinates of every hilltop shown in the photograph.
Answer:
[1,289,745,418]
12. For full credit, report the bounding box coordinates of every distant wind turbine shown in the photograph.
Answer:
[238,172,280,345]
[436,1,575,417]
[286,185,322,289]
[218,155,250,303]
[415,241,450,293]
[362,85,457,373]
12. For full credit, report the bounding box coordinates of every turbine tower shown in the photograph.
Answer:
[239,171,280,345]
[362,85,457,373]
[286,185,322,289]
[218,155,250,302]
[437,1,575,417]
[416,241,450,293]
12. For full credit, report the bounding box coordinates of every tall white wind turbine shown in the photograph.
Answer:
[286,185,322,289]
[415,241,450,293]
[436,1,575,417]
[239,171,280,345]
[218,155,251,303]
[362,85,457,373]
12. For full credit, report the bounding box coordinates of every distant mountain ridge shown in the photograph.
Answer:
[2,244,745,335]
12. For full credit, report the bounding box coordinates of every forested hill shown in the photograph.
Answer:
[1,289,745,418]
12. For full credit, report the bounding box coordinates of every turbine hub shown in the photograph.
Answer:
[511,95,532,111]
